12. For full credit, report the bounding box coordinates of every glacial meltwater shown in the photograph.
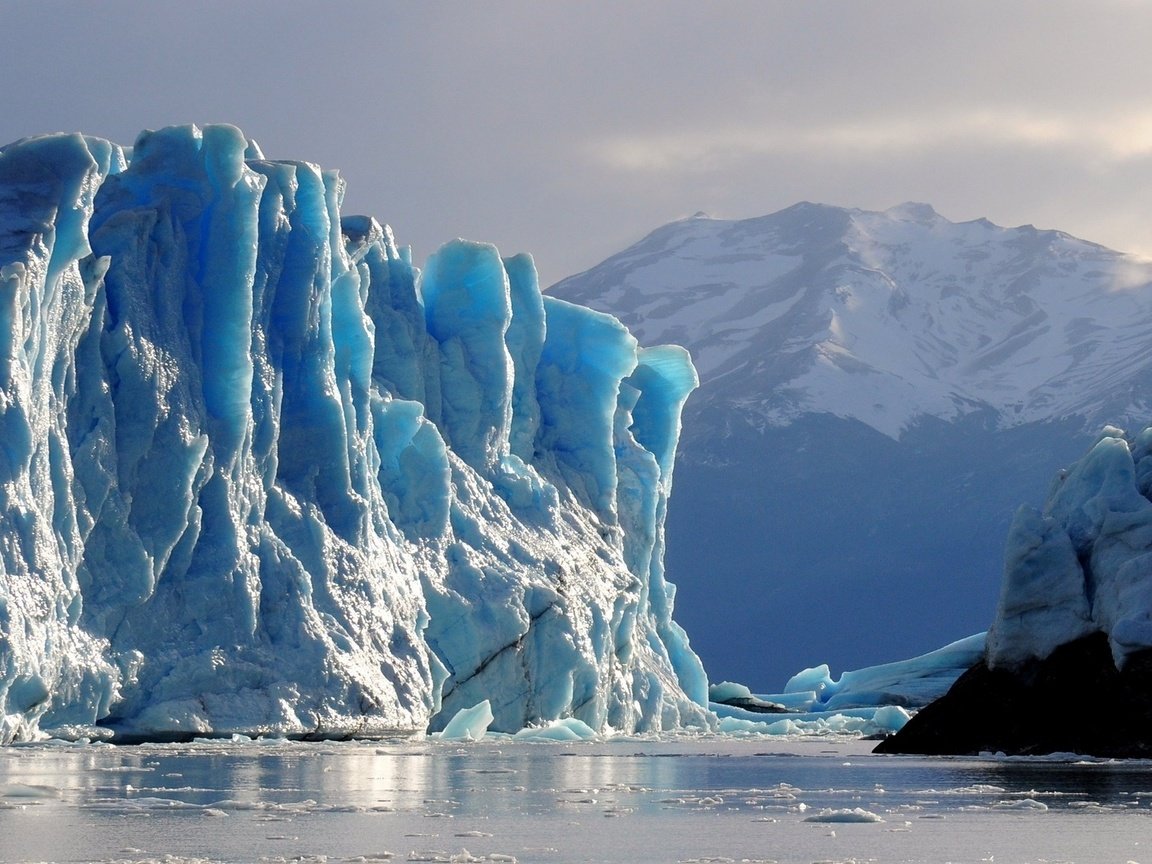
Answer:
[1,736,1149,864]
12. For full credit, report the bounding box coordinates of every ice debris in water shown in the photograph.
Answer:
[513,717,598,741]
[0,124,712,742]
[438,700,495,741]
[802,807,885,823]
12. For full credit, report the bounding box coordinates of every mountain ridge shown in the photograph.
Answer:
[552,202,1152,442]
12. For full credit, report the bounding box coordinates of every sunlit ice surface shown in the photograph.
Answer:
[2,736,1150,864]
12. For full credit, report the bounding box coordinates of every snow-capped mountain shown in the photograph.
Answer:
[551,203,1152,688]
[554,202,1152,440]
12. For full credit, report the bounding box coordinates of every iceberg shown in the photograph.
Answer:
[513,716,598,741]
[987,425,1152,670]
[437,700,495,741]
[805,633,986,712]
[0,125,711,742]
[879,425,1152,756]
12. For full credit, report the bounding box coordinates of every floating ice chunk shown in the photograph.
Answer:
[762,632,985,721]
[707,681,789,716]
[439,700,495,741]
[995,798,1048,811]
[803,807,884,823]
[708,681,753,703]
[715,706,900,737]
[871,705,911,733]
[826,633,986,709]
[1,783,62,799]
[513,717,598,741]
[783,664,836,697]
[751,690,819,712]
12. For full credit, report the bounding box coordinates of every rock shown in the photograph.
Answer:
[874,633,1152,757]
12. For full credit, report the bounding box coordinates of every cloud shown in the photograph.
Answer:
[586,108,1152,174]
[3,1,1152,280]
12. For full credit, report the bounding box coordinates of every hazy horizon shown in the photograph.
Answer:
[3,1,1152,287]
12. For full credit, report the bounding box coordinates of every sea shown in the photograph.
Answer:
[1,735,1148,864]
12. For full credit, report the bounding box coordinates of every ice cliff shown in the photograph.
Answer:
[0,124,710,742]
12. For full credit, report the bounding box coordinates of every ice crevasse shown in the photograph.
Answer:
[0,124,711,742]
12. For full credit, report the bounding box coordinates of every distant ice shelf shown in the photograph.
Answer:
[706,633,985,737]
[0,124,711,743]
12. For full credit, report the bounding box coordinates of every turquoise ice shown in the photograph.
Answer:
[0,125,711,742]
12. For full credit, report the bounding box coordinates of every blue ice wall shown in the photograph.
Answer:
[0,133,123,741]
[420,240,514,472]
[614,346,708,711]
[0,124,711,742]
[503,253,545,464]
[83,127,438,739]
[535,297,638,520]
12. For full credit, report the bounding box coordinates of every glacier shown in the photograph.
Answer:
[0,124,711,743]
[705,633,984,737]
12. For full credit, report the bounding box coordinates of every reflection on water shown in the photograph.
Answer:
[977,758,1152,803]
[2,736,1151,863]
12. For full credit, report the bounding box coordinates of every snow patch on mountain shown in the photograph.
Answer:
[552,202,1152,439]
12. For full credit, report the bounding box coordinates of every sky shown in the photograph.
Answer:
[3,0,1151,288]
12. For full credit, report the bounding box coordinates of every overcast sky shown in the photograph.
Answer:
[3,1,1150,286]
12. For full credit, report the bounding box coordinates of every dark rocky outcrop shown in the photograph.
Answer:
[875,633,1152,757]
[714,696,789,714]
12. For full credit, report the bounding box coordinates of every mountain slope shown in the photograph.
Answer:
[550,203,1152,687]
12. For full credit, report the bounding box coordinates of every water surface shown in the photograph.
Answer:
[1,736,1149,863]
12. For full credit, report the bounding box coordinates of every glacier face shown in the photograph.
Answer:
[0,125,710,742]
